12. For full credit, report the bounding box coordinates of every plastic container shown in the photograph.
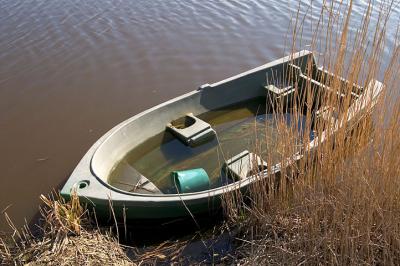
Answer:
[171,168,210,193]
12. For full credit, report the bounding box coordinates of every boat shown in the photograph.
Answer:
[61,50,383,221]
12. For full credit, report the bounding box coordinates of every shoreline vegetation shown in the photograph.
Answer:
[1,193,133,265]
[1,0,400,264]
[1,193,236,264]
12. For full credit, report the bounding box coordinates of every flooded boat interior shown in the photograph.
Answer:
[106,57,365,195]
[109,97,287,194]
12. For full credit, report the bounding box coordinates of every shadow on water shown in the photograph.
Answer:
[101,210,236,264]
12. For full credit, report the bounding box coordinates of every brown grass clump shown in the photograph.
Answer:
[0,192,133,265]
[0,192,213,265]
[224,0,400,264]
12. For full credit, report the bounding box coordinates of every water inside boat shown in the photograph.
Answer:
[108,97,309,194]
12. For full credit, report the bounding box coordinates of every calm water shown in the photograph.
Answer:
[0,0,398,230]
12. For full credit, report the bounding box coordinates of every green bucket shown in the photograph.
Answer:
[171,168,210,193]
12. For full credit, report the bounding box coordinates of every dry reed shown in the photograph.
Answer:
[224,0,400,264]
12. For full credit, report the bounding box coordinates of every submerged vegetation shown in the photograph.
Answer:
[1,0,400,264]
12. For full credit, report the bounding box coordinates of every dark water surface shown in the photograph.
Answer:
[0,0,398,230]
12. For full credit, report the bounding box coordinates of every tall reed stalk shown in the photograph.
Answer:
[223,0,400,264]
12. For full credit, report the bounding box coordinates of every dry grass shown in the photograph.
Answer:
[224,0,400,264]
[0,192,133,265]
[0,192,224,265]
